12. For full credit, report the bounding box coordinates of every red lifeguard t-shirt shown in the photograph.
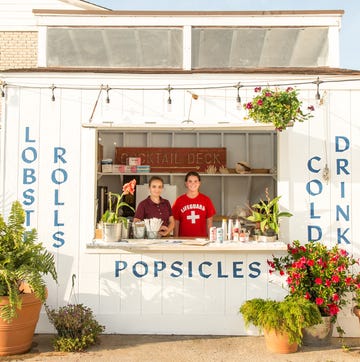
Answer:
[172,193,216,237]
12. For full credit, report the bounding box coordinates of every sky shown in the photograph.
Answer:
[90,0,360,70]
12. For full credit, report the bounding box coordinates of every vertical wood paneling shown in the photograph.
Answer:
[99,254,121,314]
[141,253,163,314]
[78,253,100,311]
[162,253,184,315]
[119,253,142,314]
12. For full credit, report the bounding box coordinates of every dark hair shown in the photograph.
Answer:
[185,171,201,182]
[149,176,164,186]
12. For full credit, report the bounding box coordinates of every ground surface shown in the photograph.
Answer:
[0,334,360,362]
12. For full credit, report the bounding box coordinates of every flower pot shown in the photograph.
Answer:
[0,292,42,356]
[257,234,277,242]
[353,306,360,321]
[264,329,298,354]
[102,222,122,242]
[302,316,334,346]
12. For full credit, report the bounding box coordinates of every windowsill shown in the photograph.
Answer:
[86,238,287,253]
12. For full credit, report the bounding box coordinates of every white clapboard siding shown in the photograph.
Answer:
[1,73,360,336]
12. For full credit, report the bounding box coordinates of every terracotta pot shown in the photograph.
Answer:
[302,316,334,346]
[264,329,298,354]
[0,292,43,356]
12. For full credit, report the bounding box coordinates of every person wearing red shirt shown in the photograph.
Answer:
[172,171,216,238]
[134,176,175,237]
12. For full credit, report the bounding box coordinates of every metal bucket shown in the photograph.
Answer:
[102,223,122,242]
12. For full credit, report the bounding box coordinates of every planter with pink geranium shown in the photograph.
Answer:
[268,240,360,345]
[244,86,314,131]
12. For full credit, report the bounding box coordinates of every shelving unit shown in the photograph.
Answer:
[96,129,277,221]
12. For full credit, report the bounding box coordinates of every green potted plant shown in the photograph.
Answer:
[244,86,314,131]
[268,240,360,345]
[0,200,57,356]
[101,178,136,242]
[247,188,292,241]
[239,296,322,353]
[45,303,105,352]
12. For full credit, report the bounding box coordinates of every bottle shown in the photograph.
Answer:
[221,219,227,241]
[216,227,223,243]
[227,219,233,241]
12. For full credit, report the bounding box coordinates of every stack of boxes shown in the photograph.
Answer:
[101,157,151,173]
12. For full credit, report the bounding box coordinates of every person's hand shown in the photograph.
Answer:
[158,225,169,237]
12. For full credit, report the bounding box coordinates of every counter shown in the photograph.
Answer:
[86,238,288,253]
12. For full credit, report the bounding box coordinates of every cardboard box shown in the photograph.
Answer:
[113,164,137,173]
[136,165,151,173]
[126,157,141,166]
[102,164,113,173]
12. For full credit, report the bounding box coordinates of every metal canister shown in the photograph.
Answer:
[216,227,224,243]
[209,226,217,242]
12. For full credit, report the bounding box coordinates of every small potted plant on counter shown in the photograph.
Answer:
[101,178,136,242]
[247,188,292,241]
[243,86,314,131]
[0,200,57,356]
[239,296,322,353]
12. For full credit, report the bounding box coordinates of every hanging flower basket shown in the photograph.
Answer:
[244,86,315,131]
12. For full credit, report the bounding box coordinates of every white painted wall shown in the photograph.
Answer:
[0,0,106,30]
[1,72,359,336]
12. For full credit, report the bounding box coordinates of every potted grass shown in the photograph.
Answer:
[0,201,57,356]
[239,296,322,353]
[101,178,136,242]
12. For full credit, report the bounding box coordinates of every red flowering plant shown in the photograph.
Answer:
[268,240,360,321]
[101,178,136,225]
[244,86,314,131]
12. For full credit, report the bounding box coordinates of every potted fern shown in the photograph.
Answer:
[239,296,322,353]
[0,201,57,356]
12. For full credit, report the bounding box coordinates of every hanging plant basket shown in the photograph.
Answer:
[244,86,314,131]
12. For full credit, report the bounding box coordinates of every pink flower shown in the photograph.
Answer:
[286,87,294,92]
[122,178,136,195]
[316,297,324,306]
[265,92,272,97]
[307,259,315,267]
[340,249,347,256]
[315,277,323,285]
[308,105,315,111]
[257,99,263,106]
[332,293,339,301]
[304,292,311,300]
[328,304,340,316]
[331,275,340,283]
[254,86,261,92]
[245,102,253,109]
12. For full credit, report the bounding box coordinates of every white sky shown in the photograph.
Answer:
[91,0,360,70]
